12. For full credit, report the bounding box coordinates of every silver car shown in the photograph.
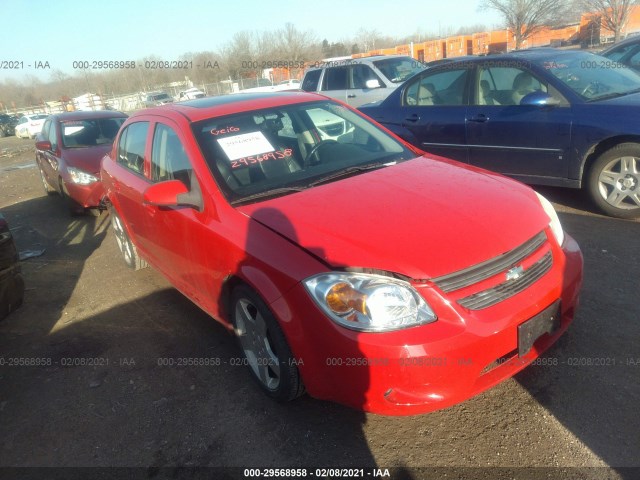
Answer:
[301,55,425,107]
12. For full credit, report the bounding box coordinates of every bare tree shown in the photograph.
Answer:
[581,0,638,42]
[273,23,319,62]
[481,0,568,49]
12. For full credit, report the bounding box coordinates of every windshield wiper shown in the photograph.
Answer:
[230,186,307,205]
[306,162,395,188]
[588,87,640,102]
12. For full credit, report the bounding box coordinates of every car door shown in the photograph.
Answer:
[142,120,213,307]
[110,121,154,254]
[465,64,573,179]
[380,65,472,163]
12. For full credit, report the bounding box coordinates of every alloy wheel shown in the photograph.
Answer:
[597,156,640,210]
[234,298,281,391]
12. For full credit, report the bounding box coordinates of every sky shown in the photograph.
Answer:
[0,0,502,82]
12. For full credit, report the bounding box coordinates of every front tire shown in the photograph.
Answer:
[110,209,147,270]
[38,166,56,195]
[59,178,84,216]
[231,285,304,402]
[587,143,640,219]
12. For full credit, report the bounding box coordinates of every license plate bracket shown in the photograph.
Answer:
[518,300,561,357]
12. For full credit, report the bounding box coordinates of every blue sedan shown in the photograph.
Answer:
[359,49,640,218]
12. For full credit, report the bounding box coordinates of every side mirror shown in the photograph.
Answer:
[365,79,381,89]
[143,179,203,211]
[35,139,52,151]
[520,91,560,106]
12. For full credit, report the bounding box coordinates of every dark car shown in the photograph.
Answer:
[0,113,18,137]
[359,49,640,218]
[600,35,640,71]
[35,110,127,215]
[0,213,24,321]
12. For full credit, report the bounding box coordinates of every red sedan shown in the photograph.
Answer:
[35,110,127,215]
[101,92,583,415]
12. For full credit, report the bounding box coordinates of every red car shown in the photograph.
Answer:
[35,110,127,215]
[101,92,583,415]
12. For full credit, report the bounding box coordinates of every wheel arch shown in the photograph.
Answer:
[580,135,640,187]
[218,267,296,325]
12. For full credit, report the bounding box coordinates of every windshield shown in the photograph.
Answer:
[192,100,416,205]
[540,52,640,101]
[150,94,171,101]
[373,57,426,83]
[62,117,125,148]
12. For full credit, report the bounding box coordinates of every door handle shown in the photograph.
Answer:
[347,94,356,98]
[467,114,489,123]
[403,114,420,123]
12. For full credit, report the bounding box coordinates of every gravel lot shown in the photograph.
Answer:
[0,135,638,480]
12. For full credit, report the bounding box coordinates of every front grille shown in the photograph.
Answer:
[458,251,553,310]
[432,231,547,293]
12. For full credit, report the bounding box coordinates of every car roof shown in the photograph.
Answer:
[305,54,413,71]
[427,49,590,68]
[600,35,640,54]
[133,91,328,122]
[47,110,127,121]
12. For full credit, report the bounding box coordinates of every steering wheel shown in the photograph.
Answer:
[581,81,600,97]
[304,139,338,167]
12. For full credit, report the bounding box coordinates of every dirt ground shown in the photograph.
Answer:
[0,135,638,480]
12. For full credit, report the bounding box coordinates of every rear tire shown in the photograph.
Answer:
[587,143,640,219]
[110,209,147,270]
[231,285,304,402]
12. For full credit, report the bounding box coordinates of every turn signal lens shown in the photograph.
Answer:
[326,282,367,315]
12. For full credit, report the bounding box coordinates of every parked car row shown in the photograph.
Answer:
[26,50,620,415]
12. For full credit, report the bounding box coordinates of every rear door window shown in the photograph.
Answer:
[404,68,470,106]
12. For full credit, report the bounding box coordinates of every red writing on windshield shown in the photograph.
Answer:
[211,126,240,135]
[231,148,293,169]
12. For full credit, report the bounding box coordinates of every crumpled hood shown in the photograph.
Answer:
[238,156,551,279]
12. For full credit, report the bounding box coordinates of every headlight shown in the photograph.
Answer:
[67,167,98,185]
[535,191,565,246]
[303,272,437,332]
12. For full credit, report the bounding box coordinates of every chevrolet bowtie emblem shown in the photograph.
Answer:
[506,265,525,281]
